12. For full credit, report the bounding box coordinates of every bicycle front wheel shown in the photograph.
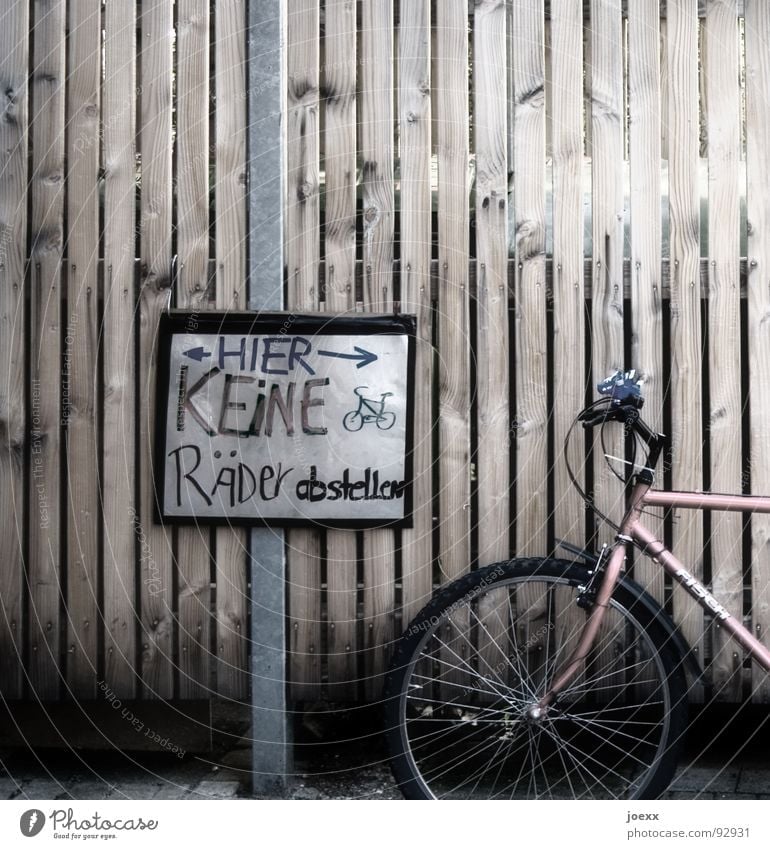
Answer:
[384,558,688,800]
[342,410,363,431]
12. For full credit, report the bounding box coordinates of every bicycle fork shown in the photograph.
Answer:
[532,539,629,715]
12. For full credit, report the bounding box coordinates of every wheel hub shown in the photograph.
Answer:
[525,704,545,723]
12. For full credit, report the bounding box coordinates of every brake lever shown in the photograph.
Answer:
[579,408,614,428]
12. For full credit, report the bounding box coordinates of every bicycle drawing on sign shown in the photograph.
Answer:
[343,386,396,431]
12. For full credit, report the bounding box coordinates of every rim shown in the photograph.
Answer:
[396,573,673,800]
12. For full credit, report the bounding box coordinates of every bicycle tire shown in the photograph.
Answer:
[377,411,396,430]
[383,558,688,800]
[342,410,363,431]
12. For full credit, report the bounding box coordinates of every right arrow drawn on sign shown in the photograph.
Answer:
[316,346,378,369]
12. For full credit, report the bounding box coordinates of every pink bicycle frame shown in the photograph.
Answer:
[540,481,770,707]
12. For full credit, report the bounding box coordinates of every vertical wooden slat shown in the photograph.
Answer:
[324,0,359,699]
[138,0,174,699]
[286,0,322,698]
[745,0,770,703]
[475,0,509,567]
[65,0,101,697]
[435,1,471,585]
[398,0,433,625]
[28,0,64,699]
[667,0,705,671]
[324,0,356,312]
[176,0,213,698]
[214,0,248,312]
[102,0,137,697]
[589,0,625,545]
[704,0,742,701]
[472,0,510,684]
[214,0,248,699]
[0,0,28,699]
[628,0,665,602]
[513,0,547,556]
[434,1,470,700]
[360,0,395,699]
[550,0,584,552]
[660,16,669,163]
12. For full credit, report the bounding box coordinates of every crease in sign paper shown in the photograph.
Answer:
[163,332,410,523]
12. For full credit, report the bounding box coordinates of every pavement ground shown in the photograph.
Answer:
[0,704,768,801]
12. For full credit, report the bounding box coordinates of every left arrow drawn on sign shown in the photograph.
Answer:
[183,346,212,362]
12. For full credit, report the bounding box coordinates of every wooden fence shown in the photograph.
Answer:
[2,0,770,714]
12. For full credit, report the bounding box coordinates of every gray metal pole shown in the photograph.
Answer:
[247,0,291,796]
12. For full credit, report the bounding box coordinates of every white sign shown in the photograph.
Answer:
[157,313,415,526]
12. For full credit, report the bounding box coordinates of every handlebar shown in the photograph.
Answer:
[578,370,664,483]
[597,369,645,407]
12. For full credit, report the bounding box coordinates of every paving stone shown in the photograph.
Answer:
[60,782,115,800]
[153,782,194,800]
[109,781,164,800]
[664,791,720,800]
[668,765,739,795]
[290,784,325,800]
[0,778,22,799]
[191,779,242,799]
[18,780,68,799]
[735,768,770,796]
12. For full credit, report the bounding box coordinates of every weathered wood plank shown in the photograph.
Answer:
[474,0,510,566]
[324,0,360,700]
[213,0,248,700]
[550,0,585,554]
[65,0,101,697]
[176,0,213,699]
[589,0,625,548]
[398,0,434,627]
[541,0,746,17]
[435,1,471,584]
[745,0,770,703]
[360,0,396,700]
[138,0,175,699]
[667,0,705,681]
[513,0,548,557]
[215,0,247,311]
[0,0,28,699]
[704,0,743,702]
[102,0,138,697]
[286,0,322,698]
[434,0,471,701]
[660,16,669,161]
[28,0,65,699]
[628,0,665,603]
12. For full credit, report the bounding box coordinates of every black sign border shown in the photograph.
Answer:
[155,311,416,529]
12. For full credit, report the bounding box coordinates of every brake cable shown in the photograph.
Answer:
[564,397,637,535]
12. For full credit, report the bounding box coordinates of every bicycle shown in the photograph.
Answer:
[383,370,770,799]
[342,386,396,431]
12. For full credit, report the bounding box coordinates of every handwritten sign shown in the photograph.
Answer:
[156,313,415,527]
